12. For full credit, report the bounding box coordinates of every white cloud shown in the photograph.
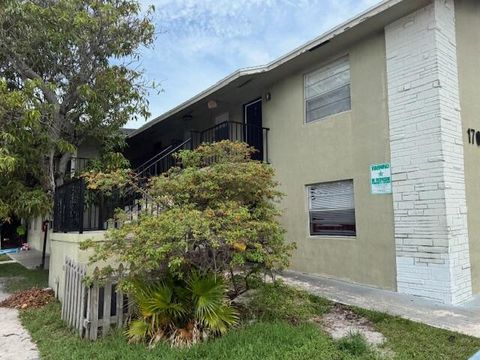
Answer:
[128,0,382,128]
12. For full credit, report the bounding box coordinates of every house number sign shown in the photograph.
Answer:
[467,128,480,146]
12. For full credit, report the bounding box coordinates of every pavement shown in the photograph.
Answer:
[280,270,480,338]
[8,249,49,270]
[0,277,40,360]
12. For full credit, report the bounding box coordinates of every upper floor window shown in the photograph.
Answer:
[305,56,351,123]
[308,180,356,237]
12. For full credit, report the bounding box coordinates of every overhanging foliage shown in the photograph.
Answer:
[0,0,155,220]
[83,141,295,288]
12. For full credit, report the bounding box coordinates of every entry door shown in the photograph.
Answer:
[244,99,263,161]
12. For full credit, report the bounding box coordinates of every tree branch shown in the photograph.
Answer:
[0,45,60,108]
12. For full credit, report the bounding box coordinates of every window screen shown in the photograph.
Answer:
[305,56,351,123]
[308,180,356,237]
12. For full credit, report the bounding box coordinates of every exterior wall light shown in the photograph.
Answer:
[207,100,218,109]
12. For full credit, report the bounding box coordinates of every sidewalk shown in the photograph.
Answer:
[280,270,480,338]
[0,280,39,360]
[8,249,49,270]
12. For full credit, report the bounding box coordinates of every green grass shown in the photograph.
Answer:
[242,281,331,323]
[354,307,480,360]
[336,333,371,357]
[0,254,11,262]
[0,262,49,292]
[18,281,480,359]
[21,301,379,360]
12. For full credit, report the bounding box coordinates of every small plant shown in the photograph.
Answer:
[126,272,238,347]
[336,332,370,356]
[16,225,26,237]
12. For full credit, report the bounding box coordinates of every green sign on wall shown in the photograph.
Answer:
[370,163,392,195]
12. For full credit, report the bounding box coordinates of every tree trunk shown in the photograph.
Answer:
[56,152,72,187]
[46,148,56,195]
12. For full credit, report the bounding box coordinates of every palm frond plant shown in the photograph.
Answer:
[126,271,239,347]
[188,272,238,335]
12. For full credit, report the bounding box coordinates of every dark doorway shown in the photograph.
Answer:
[244,99,263,161]
[0,217,24,249]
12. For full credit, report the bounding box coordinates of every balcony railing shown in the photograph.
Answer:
[53,178,125,233]
[191,121,269,162]
[54,157,94,181]
[53,120,270,233]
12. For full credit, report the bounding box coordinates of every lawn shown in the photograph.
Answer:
[18,281,480,360]
[0,262,49,292]
[0,254,11,262]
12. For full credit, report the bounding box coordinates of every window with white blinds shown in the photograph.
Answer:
[308,180,356,237]
[305,56,351,123]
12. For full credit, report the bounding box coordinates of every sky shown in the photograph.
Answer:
[127,0,383,129]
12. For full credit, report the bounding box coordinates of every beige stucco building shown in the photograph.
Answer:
[40,0,480,305]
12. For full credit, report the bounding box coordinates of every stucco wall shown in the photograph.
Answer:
[456,0,480,294]
[263,32,396,290]
[77,137,101,159]
[27,217,51,254]
[49,231,105,301]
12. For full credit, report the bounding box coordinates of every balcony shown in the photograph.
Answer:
[54,157,94,182]
[53,120,270,233]
[191,121,269,162]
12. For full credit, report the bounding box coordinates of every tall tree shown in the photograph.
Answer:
[0,0,155,220]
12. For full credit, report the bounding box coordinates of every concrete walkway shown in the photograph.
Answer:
[0,280,39,360]
[280,271,480,338]
[8,249,49,270]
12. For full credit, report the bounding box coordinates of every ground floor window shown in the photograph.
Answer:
[307,180,356,237]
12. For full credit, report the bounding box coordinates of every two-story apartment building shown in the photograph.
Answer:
[48,0,480,306]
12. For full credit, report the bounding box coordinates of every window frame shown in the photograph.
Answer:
[306,179,357,238]
[303,54,352,124]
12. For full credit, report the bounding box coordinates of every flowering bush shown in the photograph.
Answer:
[82,141,295,345]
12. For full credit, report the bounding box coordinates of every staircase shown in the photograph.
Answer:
[53,120,270,233]
[120,138,193,224]
[136,138,192,179]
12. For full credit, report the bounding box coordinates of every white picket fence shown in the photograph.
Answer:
[61,257,130,340]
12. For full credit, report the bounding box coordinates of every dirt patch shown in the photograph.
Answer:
[0,288,54,309]
[314,303,386,346]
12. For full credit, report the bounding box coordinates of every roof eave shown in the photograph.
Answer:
[129,0,407,138]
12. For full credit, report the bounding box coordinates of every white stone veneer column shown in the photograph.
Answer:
[385,0,472,304]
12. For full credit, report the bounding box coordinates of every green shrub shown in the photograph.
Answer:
[126,272,238,347]
[81,142,297,347]
[82,141,295,287]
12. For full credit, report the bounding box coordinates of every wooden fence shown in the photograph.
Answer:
[61,257,130,340]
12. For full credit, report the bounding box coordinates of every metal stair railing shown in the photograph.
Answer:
[119,138,193,225]
[53,119,270,233]
[134,145,174,176]
[136,138,192,179]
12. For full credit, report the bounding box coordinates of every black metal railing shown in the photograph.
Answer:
[136,138,192,179]
[53,121,270,233]
[53,178,126,233]
[191,121,269,162]
[53,179,85,233]
[59,157,94,181]
[135,145,174,176]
